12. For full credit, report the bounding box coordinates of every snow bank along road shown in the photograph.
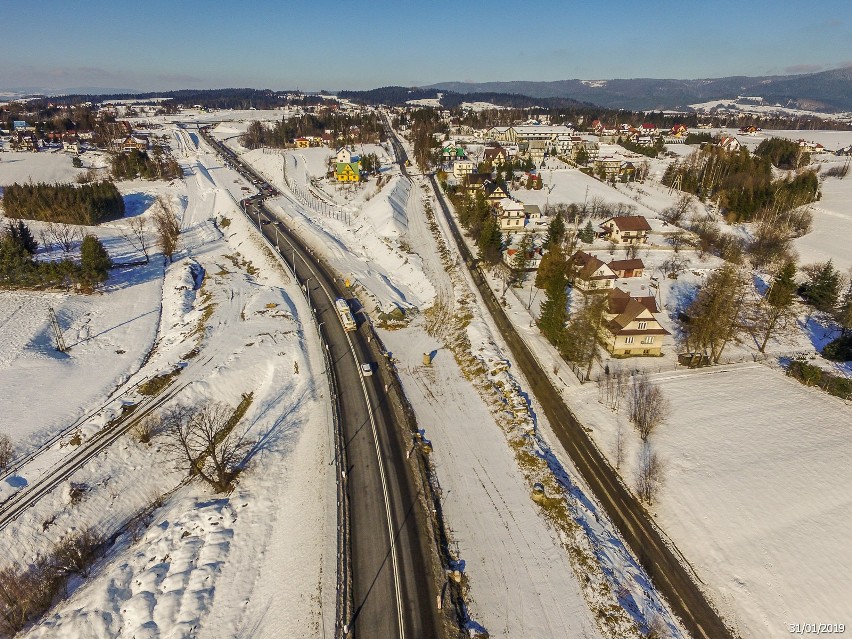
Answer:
[199,128,443,639]
[383,122,732,639]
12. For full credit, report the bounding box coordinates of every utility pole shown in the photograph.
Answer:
[48,307,67,352]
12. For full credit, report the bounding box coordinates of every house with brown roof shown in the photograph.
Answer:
[607,258,645,278]
[120,135,149,153]
[482,145,507,166]
[599,288,670,356]
[599,216,651,244]
[569,250,616,292]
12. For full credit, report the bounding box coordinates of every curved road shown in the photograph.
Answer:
[383,121,734,639]
[199,129,441,639]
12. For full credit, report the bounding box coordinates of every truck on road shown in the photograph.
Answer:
[335,298,357,332]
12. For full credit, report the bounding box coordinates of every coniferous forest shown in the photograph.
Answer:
[2,182,125,225]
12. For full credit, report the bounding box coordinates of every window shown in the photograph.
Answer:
[625,336,634,344]
[638,321,647,330]
[642,336,654,344]
[624,349,632,355]
[643,349,651,354]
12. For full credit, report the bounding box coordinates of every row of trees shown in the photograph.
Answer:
[0,528,103,633]
[681,259,852,360]
[618,136,665,158]
[2,182,125,225]
[240,112,385,149]
[111,149,182,181]
[662,146,819,222]
[0,221,112,292]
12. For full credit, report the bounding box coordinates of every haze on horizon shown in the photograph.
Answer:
[3,0,850,93]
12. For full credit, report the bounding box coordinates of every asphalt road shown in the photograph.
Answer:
[382,122,734,639]
[198,129,440,639]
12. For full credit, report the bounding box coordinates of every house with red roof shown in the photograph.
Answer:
[599,288,670,357]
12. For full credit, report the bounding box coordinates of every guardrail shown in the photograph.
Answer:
[200,128,351,639]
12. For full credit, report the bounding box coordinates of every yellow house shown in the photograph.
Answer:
[599,288,669,357]
[336,161,360,182]
[294,137,311,148]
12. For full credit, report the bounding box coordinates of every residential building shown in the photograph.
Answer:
[718,136,741,152]
[599,288,670,356]
[607,258,645,278]
[484,181,510,204]
[599,216,651,244]
[495,198,526,231]
[523,204,542,224]
[452,159,475,179]
[483,145,507,166]
[569,250,616,292]
[120,135,148,153]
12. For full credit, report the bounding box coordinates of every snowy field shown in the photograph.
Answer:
[0,152,86,184]
[569,364,852,639]
[1,122,334,638]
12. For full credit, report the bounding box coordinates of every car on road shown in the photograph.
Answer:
[360,362,373,377]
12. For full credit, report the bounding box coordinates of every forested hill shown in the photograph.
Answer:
[427,67,852,112]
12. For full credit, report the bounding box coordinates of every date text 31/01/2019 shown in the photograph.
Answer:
[789,624,846,635]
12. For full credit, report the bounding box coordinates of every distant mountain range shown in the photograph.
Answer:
[426,67,852,113]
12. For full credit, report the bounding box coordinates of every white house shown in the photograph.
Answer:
[495,198,526,231]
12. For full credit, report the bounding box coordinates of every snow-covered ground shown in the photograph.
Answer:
[1,122,334,638]
[211,132,437,314]
[221,127,692,637]
[569,363,852,639]
[0,151,87,184]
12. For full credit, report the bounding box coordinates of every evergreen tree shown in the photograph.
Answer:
[511,233,534,283]
[535,245,568,291]
[757,261,798,352]
[579,220,595,243]
[79,235,112,289]
[543,211,566,249]
[575,146,589,166]
[477,216,503,265]
[801,260,841,313]
[538,272,568,348]
[7,221,38,255]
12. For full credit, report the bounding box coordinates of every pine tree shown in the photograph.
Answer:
[79,235,112,289]
[538,272,568,348]
[543,212,566,249]
[802,260,841,313]
[7,221,38,255]
[757,261,797,352]
[535,245,568,291]
[511,233,534,283]
[579,220,595,243]
[477,216,503,265]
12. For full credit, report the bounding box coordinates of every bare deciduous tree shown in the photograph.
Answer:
[599,364,627,411]
[46,222,83,253]
[628,373,669,441]
[120,216,152,263]
[0,434,13,471]
[635,442,663,505]
[163,401,250,493]
[52,529,102,578]
[0,558,60,634]
[152,196,180,262]
[615,420,626,470]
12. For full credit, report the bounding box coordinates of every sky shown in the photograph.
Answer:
[2,0,850,92]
